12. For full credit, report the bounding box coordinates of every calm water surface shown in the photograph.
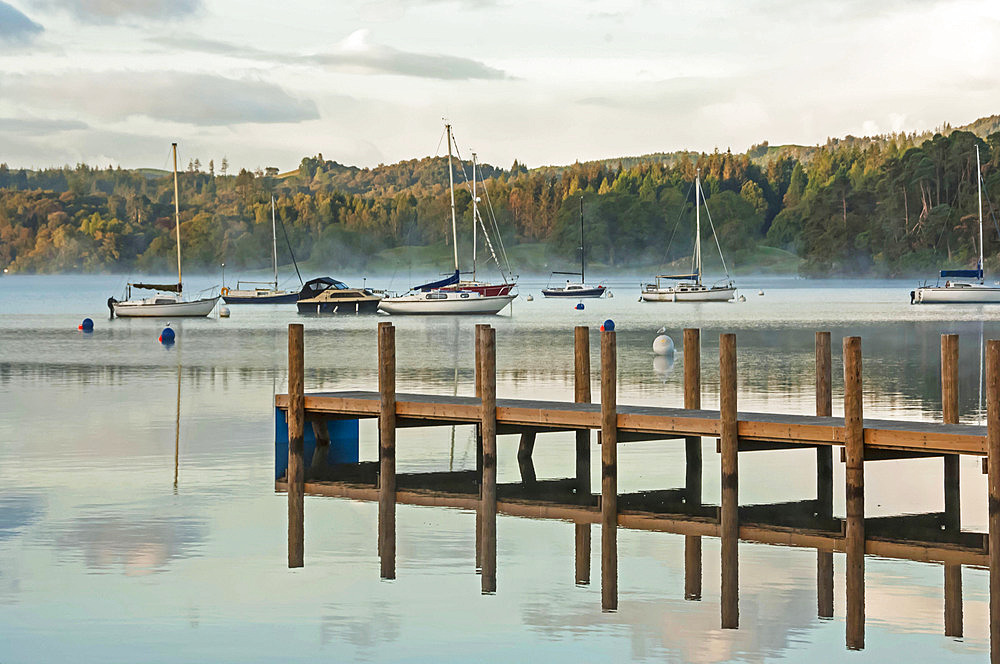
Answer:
[1,273,998,662]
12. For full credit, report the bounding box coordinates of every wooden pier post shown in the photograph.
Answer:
[517,432,537,485]
[474,324,485,571]
[816,331,834,619]
[942,333,963,637]
[480,326,497,594]
[378,321,396,580]
[575,326,592,586]
[601,328,617,611]
[987,339,1000,662]
[684,328,702,601]
[844,336,865,650]
[720,333,739,629]
[287,323,305,568]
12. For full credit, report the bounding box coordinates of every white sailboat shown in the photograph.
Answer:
[221,196,302,304]
[641,168,736,302]
[911,145,1000,304]
[379,124,516,316]
[111,143,219,318]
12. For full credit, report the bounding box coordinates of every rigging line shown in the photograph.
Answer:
[451,134,512,279]
[275,207,303,285]
[653,180,695,274]
[481,178,513,277]
[701,195,731,279]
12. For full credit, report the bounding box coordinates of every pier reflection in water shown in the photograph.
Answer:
[278,322,994,661]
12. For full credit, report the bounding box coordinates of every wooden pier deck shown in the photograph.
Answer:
[275,390,987,455]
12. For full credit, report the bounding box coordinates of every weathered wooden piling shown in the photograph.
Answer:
[720,333,739,629]
[474,324,486,571]
[941,333,962,637]
[684,328,702,601]
[601,328,617,612]
[844,336,865,650]
[378,321,396,580]
[575,326,592,586]
[287,323,305,568]
[480,326,498,593]
[816,331,834,619]
[988,339,1000,663]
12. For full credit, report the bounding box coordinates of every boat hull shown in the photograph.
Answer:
[641,287,736,302]
[378,294,515,315]
[222,291,298,304]
[297,298,382,314]
[912,285,1000,303]
[542,286,606,298]
[114,296,219,317]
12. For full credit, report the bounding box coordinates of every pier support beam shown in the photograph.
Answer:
[720,333,739,629]
[378,322,396,580]
[601,328,617,612]
[479,326,497,594]
[987,339,1000,663]
[287,323,305,568]
[815,331,834,619]
[575,326,592,586]
[942,333,962,637]
[844,336,865,650]
[684,328,703,601]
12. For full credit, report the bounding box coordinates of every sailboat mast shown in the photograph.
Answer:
[580,195,585,284]
[271,196,279,289]
[472,152,478,282]
[172,143,182,291]
[977,144,984,284]
[695,168,702,284]
[446,124,459,272]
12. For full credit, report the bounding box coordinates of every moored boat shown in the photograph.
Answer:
[641,168,736,303]
[912,145,1000,304]
[111,143,219,318]
[543,196,605,298]
[296,277,383,314]
[222,196,302,304]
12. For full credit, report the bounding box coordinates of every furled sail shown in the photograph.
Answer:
[414,270,460,292]
[130,282,182,293]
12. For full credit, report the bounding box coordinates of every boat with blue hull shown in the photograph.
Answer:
[542,196,606,298]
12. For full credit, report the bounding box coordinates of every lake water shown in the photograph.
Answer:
[1,273,998,662]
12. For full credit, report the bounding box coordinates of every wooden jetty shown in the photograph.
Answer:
[276,323,1000,659]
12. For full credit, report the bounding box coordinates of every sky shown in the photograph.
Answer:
[0,0,999,172]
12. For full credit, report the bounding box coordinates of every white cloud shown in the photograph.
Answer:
[0,1,42,42]
[30,0,201,24]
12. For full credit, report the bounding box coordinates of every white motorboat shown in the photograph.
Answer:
[379,123,516,316]
[378,289,514,315]
[912,145,1000,304]
[111,143,219,318]
[641,168,737,303]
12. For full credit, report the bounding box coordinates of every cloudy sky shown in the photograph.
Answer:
[0,0,998,171]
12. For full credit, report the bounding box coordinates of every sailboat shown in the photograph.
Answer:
[378,124,516,316]
[440,151,516,297]
[641,168,736,302]
[111,143,219,318]
[911,145,1000,304]
[542,196,606,298]
[221,196,303,304]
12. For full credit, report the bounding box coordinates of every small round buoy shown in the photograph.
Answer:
[738,294,746,302]
[606,290,613,298]
[526,294,533,302]
[600,319,615,332]
[575,302,584,310]
[78,317,94,332]
[219,305,231,318]
[159,325,175,344]
[758,290,764,296]
[653,334,674,355]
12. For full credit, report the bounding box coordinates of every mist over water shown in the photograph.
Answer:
[0,274,995,662]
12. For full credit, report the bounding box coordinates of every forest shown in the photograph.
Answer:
[3,116,1000,278]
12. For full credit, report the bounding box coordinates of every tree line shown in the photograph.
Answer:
[2,124,1000,276]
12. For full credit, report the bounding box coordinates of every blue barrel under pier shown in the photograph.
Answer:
[274,408,359,479]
